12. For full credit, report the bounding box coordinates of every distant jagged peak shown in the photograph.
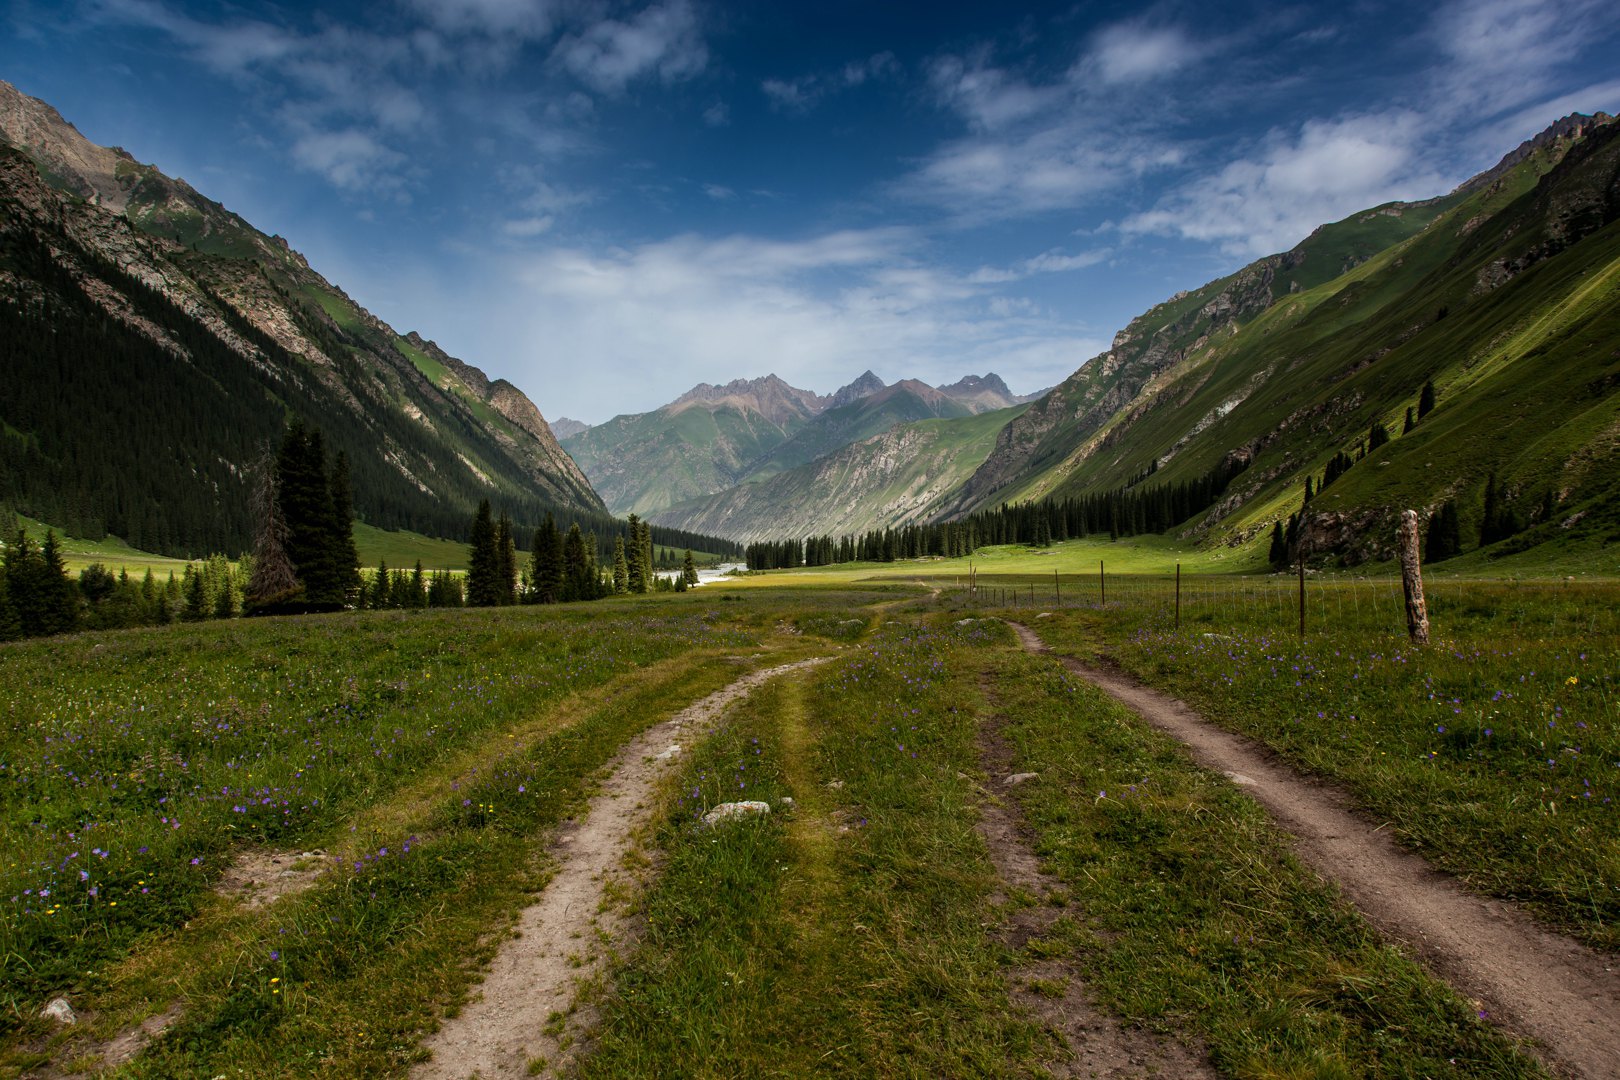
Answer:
[1453,111,1618,196]
[829,369,888,409]
[550,417,592,441]
[669,373,828,426]
[939,372,1012,397]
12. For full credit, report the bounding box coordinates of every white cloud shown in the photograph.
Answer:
[968,248,1109,283]
[554,0,707,95]
[1430,0,1612,119]
[703,183,735,200]
[502,214,554,237]
[1120,111,1446,257]
[289,128,407,192]
[451,230,1101,417]
[1080,22,1201,85]
[927,53,1061,133]
[702,101,730,127]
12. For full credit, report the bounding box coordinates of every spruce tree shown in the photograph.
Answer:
[562,523,591,602]
[495,511,517,606]
[371,559,391,609]
[246,451,301,611]
[530,515,564,604]
[624,515,647,593]
[612,536,629,594]
[466,500,500,607]
[276,422,342,606]
[411,561,428,608]
[1267,520,1287,569]
[682,549,698,587]
[1425,501,1462,562]
[182,565,208,621]
[1418,380,1437,419]
[328,451,362,604]
[38,532,78,635]
[1403,407,1415,434]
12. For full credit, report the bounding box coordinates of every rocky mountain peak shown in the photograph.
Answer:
[1453,111,1618,196]
[829,370,887,409]
[670,373,828,426]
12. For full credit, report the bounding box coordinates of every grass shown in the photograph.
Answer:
[980,643,1545,1077]
[0,569,1611,1076]
[0,602,770,1074]
[1021,579,1620,951]
[581,618,1047,1077]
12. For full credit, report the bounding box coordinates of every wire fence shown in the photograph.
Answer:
[943,568,1619,640]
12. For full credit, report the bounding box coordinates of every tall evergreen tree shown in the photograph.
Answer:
[466,500,500,607]
[1425,501,1462,562]
[410,561,428,608]
[1403,407,1416,434]
[624,514,648,593]
[1418,380,1437,419]
[328,451,362,604]
[612,536,629,594]
[562,523,591,602]
[37,532,78,635]
[276,422,343,606]
[246,451,301,611]
[529,515,564,604]
[682,549,698,587]
[495,511,517,606]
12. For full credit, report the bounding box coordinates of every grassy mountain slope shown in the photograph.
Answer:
[562,392,815,516]
[943,114,1620,566]
[650,403,1028,541]
[0,81,603,555]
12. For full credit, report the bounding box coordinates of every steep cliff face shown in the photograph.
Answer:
[0,81,603,552]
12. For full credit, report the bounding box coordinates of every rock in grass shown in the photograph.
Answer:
[703,801,771,827]
[1003,772,1039,787]
[41,997,76,1025]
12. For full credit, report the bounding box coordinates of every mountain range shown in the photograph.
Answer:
[650,112,1620,567]
[0,79,603,556]
[559,370,1038,516]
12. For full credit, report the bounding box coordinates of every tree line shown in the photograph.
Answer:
[747,455,1250,570]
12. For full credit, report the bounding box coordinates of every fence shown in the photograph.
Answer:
[944,567,1619,640]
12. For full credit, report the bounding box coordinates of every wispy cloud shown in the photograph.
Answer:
[1078,21,1202,85]
[553,0,707,95]
[481,229,1099,415]
[762,51,899,113]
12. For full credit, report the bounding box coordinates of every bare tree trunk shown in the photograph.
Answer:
[247,451,301,607]
[1399,509,1430,645]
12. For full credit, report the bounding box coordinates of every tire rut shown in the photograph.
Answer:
[975,671,1219,1078]
[1007,621,1620,1080]
[413,657,830,1080]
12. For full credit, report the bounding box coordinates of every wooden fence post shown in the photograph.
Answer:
[1175,562,1181,631]
[1399,509,1431,645]
[1298,556,1306,639]
[1100,560,1106,606]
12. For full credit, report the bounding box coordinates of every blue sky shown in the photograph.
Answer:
[6,0,1620,423]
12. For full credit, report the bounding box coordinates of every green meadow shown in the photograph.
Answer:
[2,550,1612,1077]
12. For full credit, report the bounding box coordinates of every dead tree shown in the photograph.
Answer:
[1399,509,1430,645]
[246,451,301,609]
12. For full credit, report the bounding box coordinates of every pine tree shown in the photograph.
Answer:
[682,549,698,587]
[38,532,78,635]
[495,511,517,606]
[182,564,208,621]
[561,523,592,602]
[612,535,628,594]
[371,558,391,609]
[246,451,301,611]
[276,422,343,606]
[1267,520,1287,569]
[1403,407,1415,434]
[1418,380,1437,419]
[411,561,428,608]
[1303,475,1315,504]
[466,500,500,607]
[625,515,647,593]
[328,451,362,604]
[530,515,563,604]
[1425,501,1462,562]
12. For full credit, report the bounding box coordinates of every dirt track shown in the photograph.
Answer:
[413,657,829,1080]
[1009,621,1620,1080]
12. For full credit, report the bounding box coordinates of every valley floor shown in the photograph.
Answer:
[2,574,1615,1078]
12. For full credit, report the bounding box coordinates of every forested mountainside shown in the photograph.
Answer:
[943,111,1620,564]
[562,370,1030,516]
[0,80,602,557]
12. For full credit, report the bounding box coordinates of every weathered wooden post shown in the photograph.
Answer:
[1175,562,1181,631]
[1399,509,1431,645]
[1297,555,1306,639]
[1099,560,1106,606]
